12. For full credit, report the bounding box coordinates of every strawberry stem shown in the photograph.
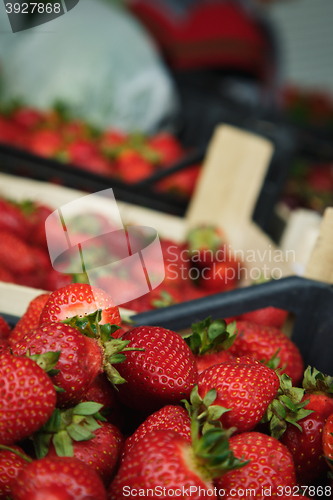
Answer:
[0,445,33,463]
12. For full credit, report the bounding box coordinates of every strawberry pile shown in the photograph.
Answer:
[0,283,332,499]
[0,200,243,303]
[0,105,201,198]
[0,195,73,290]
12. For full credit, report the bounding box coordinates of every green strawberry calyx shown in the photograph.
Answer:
[62,309,144,387]
[187,225,225,255]
[25,350,65,394]
[302,365,333,395]
[184,386,248,479]
[183,385,231,435]
[33,401,106,459]
[151,291,178,308]
[263,373,313,439]
[183,317,237,356]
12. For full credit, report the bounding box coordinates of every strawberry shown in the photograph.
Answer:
[109,426,246,500]
[0,264,15,283]
[9,293,50,345]
[280,410,328,484]
[227,320,304,385]
[214,432,297,497]
[0,197,30,241]
[0,445,32,499]
[39,284,121,328]
[237,306,288,329]
[0,340,10,355]
[29,129,63,157]
[183,317,237,374]
[322,413,333,472]
[198,357,280,434]
[301,366,333,420]
[43,269,73,292]
[115,326,198,412]
[12,106,45,129]
[0,231,36,275]
[121,404,191,462]
[35,402,123,486]
[10,322,103,407]
[65,138,99,164]
[0,353,56,445]
[116,150,154,183]
[157,164,201,198]
[148,132,183,166]
[0,316,11,339]
[199,260,240,292]
[11,456,107,500]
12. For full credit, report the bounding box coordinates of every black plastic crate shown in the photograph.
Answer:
[130,275,333,377]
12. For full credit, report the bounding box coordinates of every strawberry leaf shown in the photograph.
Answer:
[66,423,95,442]
[73,402,103,416]
[53,430,74,456]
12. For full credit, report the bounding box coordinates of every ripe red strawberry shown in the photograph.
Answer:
[214,432,297,497]
[39,402,123,486]
[115,326,198,412]
[0,353,56,445]
[280,411,328,484]
[29,129,63,157]
[322,413,333,471]
[12,107,45,129]
[198,357,280,434]
[199,260,240,292]
[109,427,245,500]
[227,320,304,385]
[39,284,121,328]
[0,445,32,499]
[0,339,10,355]
[9,293,50,345]
[148,132,183,166]
[116,150,154,183]
[49,421,123,486]
[121,404,191,462]
[11,456,107,500]
[0,231,36,275]
[43,268,73,292]
[0,316,11,339]
[157,164,201,198]
[237,306,288,329]
[0,264,15,283]
[301,366,333,420]
[66,138,99,164]
[10,322,103,407]
[0,197,30,241]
